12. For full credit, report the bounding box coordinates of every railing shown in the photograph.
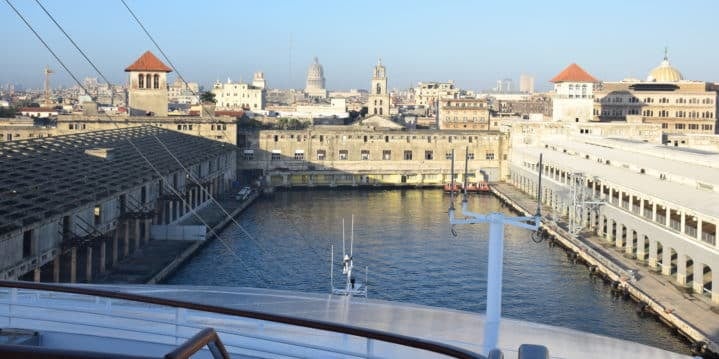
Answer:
[165,328,230,359]
[0,281,483,359]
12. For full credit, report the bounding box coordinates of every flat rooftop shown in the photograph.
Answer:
[0,126,234,235]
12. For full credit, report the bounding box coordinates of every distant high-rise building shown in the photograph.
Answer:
[520,74,535,94]
[305,57,327,99]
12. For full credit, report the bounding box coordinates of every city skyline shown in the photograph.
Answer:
[2,0,718,91]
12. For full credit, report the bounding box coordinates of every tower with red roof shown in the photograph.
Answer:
[125,51,172,117]
[550,63,598,122]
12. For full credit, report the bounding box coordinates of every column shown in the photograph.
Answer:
[661,247,672,275]
[144,219,152,243]
[676,253,686,285]
[652,202,657,222]
[168,201,174,224]
[134,219,141,251]
[33,268,41,282]
[680,211,686,234]
[605,219,612,242]
[53,255,60,283]
[636,233,646,262]
[85,246,93,282]
[70,246,77,283]
[712,270,719,305]
[696,217,703,242]
[615,224,624,249]
[648,240,657,269]
[665,207,670,227]
[693,264,704,294]
[99,240,106,273]
[123,221,130,257]
[625,229,634,255]
[112,228,119,266]
[639,197,645,217]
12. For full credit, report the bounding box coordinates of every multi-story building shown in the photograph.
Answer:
[212,79,265,111]
[439,98,491,130]
[551,63,598,122]
[594,54,718,134]
[367,59,390,117]
[252,72,267,90]
[168,78,200,105]
[413,81,459,107]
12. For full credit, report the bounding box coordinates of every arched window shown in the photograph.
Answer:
[380,100,383,106]
[379,108,383,115]
[138,74,144,88]
[154,74,159,89]
[376,83,381,94]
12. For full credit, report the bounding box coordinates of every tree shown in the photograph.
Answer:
[0,107,16,118]
[200,91,216,104]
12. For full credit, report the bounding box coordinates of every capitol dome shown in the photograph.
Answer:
[305,57,326,92]
[647,51,683,82]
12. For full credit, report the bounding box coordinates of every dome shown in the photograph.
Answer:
[305,57,326,91]
[647,52,683,82]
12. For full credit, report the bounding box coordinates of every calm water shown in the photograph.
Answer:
[167,189,691,355]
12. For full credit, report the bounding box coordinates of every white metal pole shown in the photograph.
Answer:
[483,214,505,355]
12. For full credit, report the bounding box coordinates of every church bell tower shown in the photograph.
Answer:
[368,59,390,117]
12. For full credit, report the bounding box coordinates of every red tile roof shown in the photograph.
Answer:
[124,51,172,72]
[550,63,598,83]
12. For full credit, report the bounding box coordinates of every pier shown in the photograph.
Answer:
[94,191,258,284]
[492,182,719,355]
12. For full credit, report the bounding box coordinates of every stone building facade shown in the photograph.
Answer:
[125,51,171,116]
[212,80,265,111]
[413,81,459,107]
[237,127,509,187]
[439,98,491,130]
[551,63,598,123]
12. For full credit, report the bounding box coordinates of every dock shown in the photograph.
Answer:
[94,191,258,285]
[491,182,719,355]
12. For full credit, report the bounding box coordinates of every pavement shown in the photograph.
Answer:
[492,182,719,349]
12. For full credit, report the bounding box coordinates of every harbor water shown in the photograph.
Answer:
[167,189,692,355]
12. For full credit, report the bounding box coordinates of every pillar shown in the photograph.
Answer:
[696,217,703,241]
[661,247,672,275]
[112,228,119,266]
[665,207,670,227]
[70,247,77,283]
[134,219,141,251]
[648,240,657,269]
[652,202,657,222]
[99,240,106,273]
[676,253,686,285]
[144,219,152,243]
[712,270,719,305]
[53,255,60,283]
[85,246,92,282]
[693,264,704,294]
[680,211,686,234]
[123,221,130,257]
[615,224,624,249]
[636,233,646,262]
[639,197,644,216]
[33,268,41,282]
[625,230,634,255]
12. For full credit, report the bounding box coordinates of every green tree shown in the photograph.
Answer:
[200,91,216,103]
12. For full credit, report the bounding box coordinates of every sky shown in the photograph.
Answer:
[2,0,718,92]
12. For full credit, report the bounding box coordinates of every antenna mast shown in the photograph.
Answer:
[448,153,544,355]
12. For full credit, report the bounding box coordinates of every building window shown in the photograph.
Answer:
[485,152,495,160]
[138,74,144,88]
[424,150,433,160]
[243,150,254,160]
[154,74,159,89]
[382,150,391,160]
[339,150,348,160]
[661,123,668,129]
[361,150,370,160]
[294,151,304,160]
[177,125,182,130]
[271,152,281,161]
[467,153,475,160]
[404,150,413,160]
[675,123,685,130]
[317,149,326,160]
[445,152,453,160]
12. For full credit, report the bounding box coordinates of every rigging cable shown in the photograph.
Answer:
[7,0,274,286]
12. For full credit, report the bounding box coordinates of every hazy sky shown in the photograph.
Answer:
[2,0,718,91]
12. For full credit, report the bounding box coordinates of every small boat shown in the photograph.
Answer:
[443,183,461,192]
[465,182,491,193]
